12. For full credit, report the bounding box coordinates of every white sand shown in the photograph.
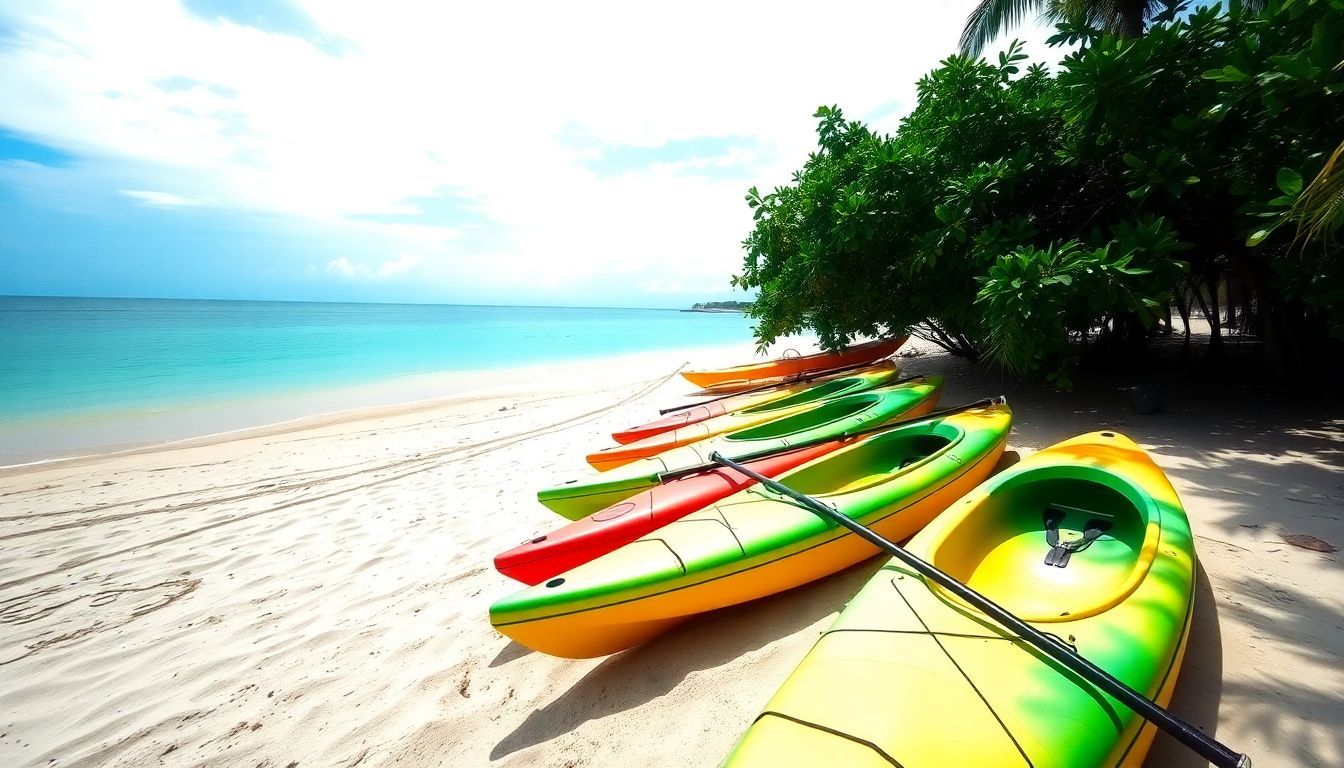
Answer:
[0,340,1340,767]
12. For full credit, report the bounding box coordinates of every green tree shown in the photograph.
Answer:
[738,0,1344,385]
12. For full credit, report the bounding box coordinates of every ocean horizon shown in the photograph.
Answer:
[0,295,757,463]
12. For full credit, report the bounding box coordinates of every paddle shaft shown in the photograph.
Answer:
[658,363,907,415]
[655,395,998,483]
[708,452,1252,768]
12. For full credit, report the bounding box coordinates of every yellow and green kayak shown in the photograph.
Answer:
[539,377,945,521]
[612,361,898,445]
[491,401,1011,658]
[724,431,1196,767]
[588,365,905,470]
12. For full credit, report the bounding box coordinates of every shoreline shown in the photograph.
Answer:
[0,339,788,469]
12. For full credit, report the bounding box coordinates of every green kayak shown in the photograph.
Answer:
[537,376,945,520]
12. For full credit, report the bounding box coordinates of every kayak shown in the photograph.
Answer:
[538,376,945,521]
[588,366,907,471]
[495,439,839,585]
[723,431,1195,768]
[490,401,1011,657]
[681,338,906,390]
[611,361,898,445]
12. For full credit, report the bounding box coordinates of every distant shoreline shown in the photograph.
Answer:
[680,308,746,314]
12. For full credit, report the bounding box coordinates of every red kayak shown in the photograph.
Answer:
[494,441,840,585]
[612,401,736,446]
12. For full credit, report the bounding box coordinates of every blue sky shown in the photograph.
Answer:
[0,1,1049,308]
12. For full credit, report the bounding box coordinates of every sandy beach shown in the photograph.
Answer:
[1,339,1341,768]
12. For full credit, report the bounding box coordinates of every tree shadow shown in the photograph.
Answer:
[905,349,1344,556]
[490,556,887,760]
[1144,563,1224,767]
[1211,576,1344,766]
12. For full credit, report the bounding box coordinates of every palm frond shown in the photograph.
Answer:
[959,0,1049,57]
[1293,139,1344,243]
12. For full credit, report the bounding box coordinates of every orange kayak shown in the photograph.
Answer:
[681,338,906,390]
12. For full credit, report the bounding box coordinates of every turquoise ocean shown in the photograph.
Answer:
[0,296,756,463]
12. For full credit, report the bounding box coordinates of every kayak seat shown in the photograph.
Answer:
[1042,505,1113,568]
[927,470,1155,622]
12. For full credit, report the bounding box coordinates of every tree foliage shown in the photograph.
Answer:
[735,0,1344,385]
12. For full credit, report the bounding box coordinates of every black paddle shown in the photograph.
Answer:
[658,363,911,415]
[708,452,1252,768]
[655,395,1002,483]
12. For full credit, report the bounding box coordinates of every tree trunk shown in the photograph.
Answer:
[1173,287,1193,361]
[1226,245,1303,376]
[1205,274,1224,361]
[1190,275,1224,362]
[1117,0,1148,38]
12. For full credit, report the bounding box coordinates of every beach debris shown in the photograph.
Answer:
[1279,533,1337,553]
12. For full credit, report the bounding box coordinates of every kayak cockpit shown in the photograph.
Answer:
[926,468,1161,622]
[724,395,880,441]
[782,425,958,497]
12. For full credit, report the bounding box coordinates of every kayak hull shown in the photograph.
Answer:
[538,378,944,520]
[492,404,1011,657]
[680,338,905,389]
[723,431,1196,768]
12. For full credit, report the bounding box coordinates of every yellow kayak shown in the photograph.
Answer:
[724,431,1197,767]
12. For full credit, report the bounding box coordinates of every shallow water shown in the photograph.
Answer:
[0,296,756,462]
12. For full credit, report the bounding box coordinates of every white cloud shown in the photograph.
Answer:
[375,252,422,278]
[0,1,1060,301]
[121,189,209,207]
[325,253,423,280]
[324,256,363,278]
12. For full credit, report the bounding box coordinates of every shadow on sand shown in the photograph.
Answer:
[489,640,533,668]
[490,556,887,760]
